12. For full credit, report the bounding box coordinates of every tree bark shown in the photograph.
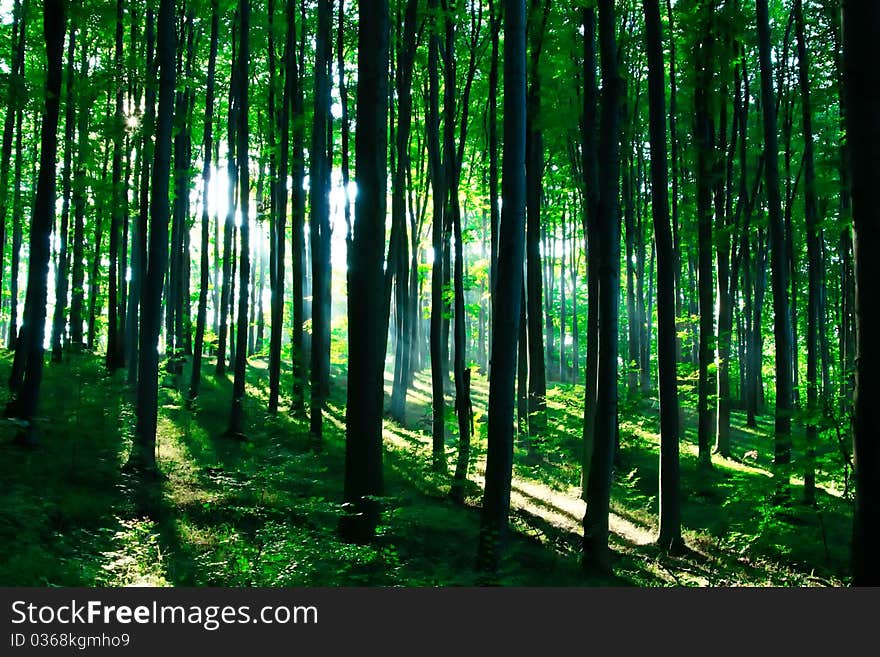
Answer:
[477,0,526,578]
[130,0,175,473]
[757,0,794,493]
[582,0,620,574]
[340,0,389,544]
[842,0,880,586]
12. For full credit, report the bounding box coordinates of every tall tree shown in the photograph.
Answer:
[756,0,794,493]
[129,0,176,473]
[694,0,715,469]
[389,0,420,423]
[309,0,332,443]
[227,0,251,440]
[341,0,390,544]
[6,0,65,444]
[106,0,125,371]
[50,23,77,363]
[843,0,880,587]
[427,0,447,472]
[582,0,620,574]
[189,0,218,401]
[477,0,527,577]
[643,0,681,551]
[524,0,550,436]
[794,0,818,505]
[580,5,599,498]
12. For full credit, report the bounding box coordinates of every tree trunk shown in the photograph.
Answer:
[794,0,819,505]
[106,0,125,371]
[189,0,218,401]
[582,0,620,574]
[427,0,447,472]
[477,0,526,578]
[6,0,65,444]
[842,0,880,586]
[340,0,389,544]
[216,14,238,377]
[580,5,599,500]
[694,1,715,470]
[525,0,550,436]
[50,24,76,363]
[389,0,419,423]
[757,0,794,493]
[129,0,175,474]
[309,0,332,444]
[227,0,251,440]
[643,0,681,551]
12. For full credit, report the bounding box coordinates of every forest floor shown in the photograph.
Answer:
[0,350,853,586]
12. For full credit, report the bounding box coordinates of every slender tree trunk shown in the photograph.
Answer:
[0,0,24,332]
[643,0,681,551]
[216,15,237,377]
[269,0,296,413]
[525,0,550,436]
[757,0,794,493]
[127,11,155,385]
[794,0,819,505]
[50,24,76,363]
[106,0,125,371]
[694,1,715,469]
[227,0,251,440]
[582,0,620,574]
[6,0,65,444]
[340,0,389,544]
[309,0,332,443]
[477,0,526,578]
[844,0,880,587]
[580,5,599,500]
[130,0,175,474]
[189,1,218,401]
[427,0,447,472]
[87,141,109,353]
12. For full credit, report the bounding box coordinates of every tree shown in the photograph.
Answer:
[756,0,794,493]
[581,0,620,574]
[427,0,447,473]
[227,0,251,440]
[524,0,550,437]
[189,0,219,402]
[477,0,527,577]
[643,0,681,551]
[694,0,715,470]
[843,0,880,587]
[309,0,332,444]
[50,22,76,364]
[6,0,66,444]
[105,0,125,371]
[129,0,176,473]
[341,0,389,543]
[271,0,298,413]
[794,0,818,505]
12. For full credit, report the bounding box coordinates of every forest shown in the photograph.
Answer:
[0,0,877,588]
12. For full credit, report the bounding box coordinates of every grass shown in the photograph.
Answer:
[0,348,854,587]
